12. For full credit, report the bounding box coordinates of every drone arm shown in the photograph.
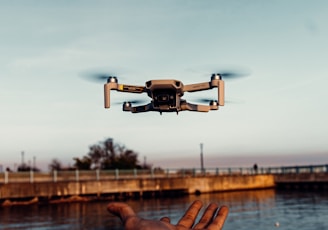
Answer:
[183,82,211,92]
[180,101,210,112]
[218,80,224,106]
[104,83,146,109]
[211,79,225,106]
[124,103,153,113]
[116,84,146,93]
[104,83,115,108]
[184,79,224,106]
[207,79,225,106]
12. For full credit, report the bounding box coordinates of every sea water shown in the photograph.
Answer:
[1,189,328,230]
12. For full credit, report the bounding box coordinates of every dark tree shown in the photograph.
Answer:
[17,163,30,172]
[17,163,40,172]
[86,138,143,170]
[49,158,62,171]
[73,156,92,170]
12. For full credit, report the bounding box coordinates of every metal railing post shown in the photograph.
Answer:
[96,169,100,181]
[310,165,313,173]
[216,168,219,176]
[30,170,34,183]
[75,169,79,182]
[115,169,119,179]
[53,170,57,182]
[134,168,137,178]
[296,166,299,174]
[4,171,8,184]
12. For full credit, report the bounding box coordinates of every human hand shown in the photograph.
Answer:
[107,200,229,230]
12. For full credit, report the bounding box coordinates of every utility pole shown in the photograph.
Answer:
[33,156,36,170]
[21,151,25,165]
[200,143,204,174]
[143,156,147,168]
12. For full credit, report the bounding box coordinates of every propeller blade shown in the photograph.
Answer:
[80,72,119,83]
[127,100,146,104]
[197,98,213,103]
[184,67,250,80]
[92,73,116,81]
[216,69,250,79]
[113,99,147,105]
[193,98,244,104]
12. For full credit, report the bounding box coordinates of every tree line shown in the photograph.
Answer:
[48,138,150,171]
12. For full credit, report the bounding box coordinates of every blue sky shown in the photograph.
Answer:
[1,1,328,171]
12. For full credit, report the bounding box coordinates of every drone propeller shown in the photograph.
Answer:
[193,98,244,104]
[113,99,147,105]
[82,73,118,83]
[212,68,251,80]
[217,71,248,79]
[186,68,250,80]
[93,73,116,81]
[196,99,215,103]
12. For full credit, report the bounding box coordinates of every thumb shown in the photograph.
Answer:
[107,202,137,223]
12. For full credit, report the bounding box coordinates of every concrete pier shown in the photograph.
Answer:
[0,175,275,201]
[1,164,327,203]
[275,172,328,190]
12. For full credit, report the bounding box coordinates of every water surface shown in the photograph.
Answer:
[1,189,327,230]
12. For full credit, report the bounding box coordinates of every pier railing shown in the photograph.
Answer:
[0,164,327,184]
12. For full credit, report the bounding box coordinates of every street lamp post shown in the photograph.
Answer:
[33,156,36,170]
[200,143,204,174]
[21,151,25,165]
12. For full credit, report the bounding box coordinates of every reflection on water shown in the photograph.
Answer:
[1,189,328,230]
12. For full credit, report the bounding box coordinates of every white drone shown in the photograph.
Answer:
[103,74,224,114]
[85,70,247,114]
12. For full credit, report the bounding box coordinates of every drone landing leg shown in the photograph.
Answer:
[218,80,225,106]
[104,84,110,108]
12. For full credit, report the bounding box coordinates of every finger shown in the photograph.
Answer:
[160,216,171,223]
[107,202,137,223]
[194,203,218,229]
[177,200,203,228]
[208,205,229,230]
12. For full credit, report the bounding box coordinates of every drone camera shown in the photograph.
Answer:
[157,94,168,102]
[153,89,176,107]
[156,94,174,103]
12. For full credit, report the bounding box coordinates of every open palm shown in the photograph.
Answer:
[108,200,229,230]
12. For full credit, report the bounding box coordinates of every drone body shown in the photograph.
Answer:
[104,74,225,114]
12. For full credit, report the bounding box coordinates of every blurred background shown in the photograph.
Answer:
[1,0,328,171]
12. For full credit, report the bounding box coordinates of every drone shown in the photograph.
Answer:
[103,74,225,114]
